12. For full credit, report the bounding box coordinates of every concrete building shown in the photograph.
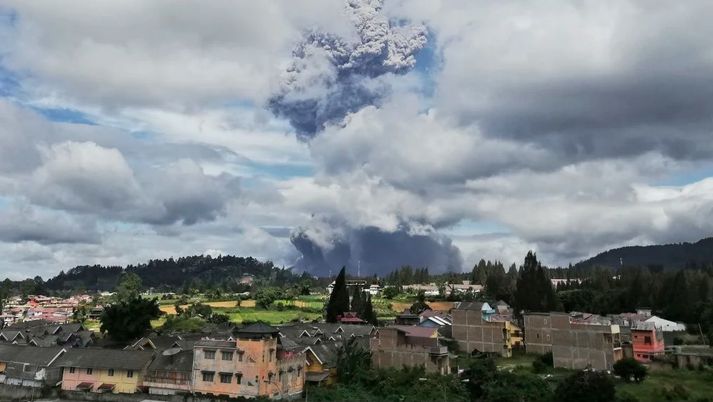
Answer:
[142,348,193,395]
[630,321,665,363]
[524,312,623,370]
[58,348,154,394]
[370,326,450,374]
[452,302,515,357]
[192,323,304,399]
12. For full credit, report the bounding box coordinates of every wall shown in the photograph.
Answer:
[62,367,141,394]
[370,328,450,374]
[0,382,57,400]
[452,309,510,357]
[523,314,553,355]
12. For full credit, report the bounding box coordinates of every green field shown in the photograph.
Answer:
[227,308,321,324]
[617,369,713,401]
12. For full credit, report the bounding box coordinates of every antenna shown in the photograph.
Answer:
[358,260,361,278]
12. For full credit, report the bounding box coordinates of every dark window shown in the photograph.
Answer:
[220,373,232,383]
[108,369,114,376]
[222,351,233,361]
[127,370,134,378]
[236,373,243,383]
[69,367,76,374]
[205,350,216,359]
[86,368,93,375]
[644,336,652,345]
[202,372,215,382]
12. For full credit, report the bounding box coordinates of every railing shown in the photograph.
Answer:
[429,346,448,355]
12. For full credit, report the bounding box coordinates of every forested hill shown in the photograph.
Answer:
[44,255,301,292]
[574,237,713,271]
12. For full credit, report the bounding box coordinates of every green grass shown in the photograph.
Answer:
[227,308,321,324]
[616,369,713,401]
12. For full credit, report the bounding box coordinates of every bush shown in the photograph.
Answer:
[555,371,616,402]
[533,352,554,373]
[382,287,399,299]
[613,358,648,383]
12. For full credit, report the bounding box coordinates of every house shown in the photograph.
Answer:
[370,326,450,374]
[58,348,155,394]
[338,312,365,324]
[0,344,66,387]
[1,321,93,348]
[142,347,193,395]
[645,316,686,332]
[367,284,381,296]
[452,302,516,357]
[192,323,304,399]
[524,312,623,371]
[630,321,665,363]
[303,343,338,385]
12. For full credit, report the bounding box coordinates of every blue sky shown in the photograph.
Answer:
[2,0,713,279]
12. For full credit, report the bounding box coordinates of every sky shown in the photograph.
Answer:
[1,0,713,279]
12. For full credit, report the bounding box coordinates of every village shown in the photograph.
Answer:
[1,269,712,402]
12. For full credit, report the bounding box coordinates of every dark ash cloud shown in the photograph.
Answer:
[268,0,427,138]
[291,223,462,276]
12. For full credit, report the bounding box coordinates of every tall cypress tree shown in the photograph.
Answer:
[513,251,560,315]
[351,285,364,317]
[363,294,378,325]
[326,266,350,323]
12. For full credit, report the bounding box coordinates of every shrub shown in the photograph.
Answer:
[554,371,616,402]
[533,352,554,372]
[613,358,647,383]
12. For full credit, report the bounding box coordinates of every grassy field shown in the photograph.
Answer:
[489,352,713,400]
[617,369,713,401]
[227,309,321,324]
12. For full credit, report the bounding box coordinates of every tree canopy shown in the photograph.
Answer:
[100,297,162,342]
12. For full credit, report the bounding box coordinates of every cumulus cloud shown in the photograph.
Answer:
[1,0,350,109]
[26,141,240,226]
[0,203,99,245]
[268,0,428,137]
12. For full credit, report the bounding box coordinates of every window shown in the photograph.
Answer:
[220,373,232,383]
[108,369,114,376]
[222,351,233,361]
[127,370,134,378]
[236,373,243,383]
[86,368,93,375]
[238,353,243,362]
[202,371,215,382]
[205,350,216,359]
[69,367,76,374]
[644,336,652,345]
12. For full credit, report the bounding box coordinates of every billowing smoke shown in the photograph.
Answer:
[290,220,462,277]
[268,0,428,138]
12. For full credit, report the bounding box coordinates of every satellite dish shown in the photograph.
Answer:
[162,347,181,356]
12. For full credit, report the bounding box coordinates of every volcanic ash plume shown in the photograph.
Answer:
[268,0,428,138]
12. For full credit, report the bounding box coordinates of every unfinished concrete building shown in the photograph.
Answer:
[452,302,514,357]
[524,312,623,370]
[370,326,450,374]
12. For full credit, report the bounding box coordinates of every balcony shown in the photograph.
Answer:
[429,346,448,356]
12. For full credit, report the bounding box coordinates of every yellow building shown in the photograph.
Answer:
[58,349,154,394]
[304,344,338,385]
